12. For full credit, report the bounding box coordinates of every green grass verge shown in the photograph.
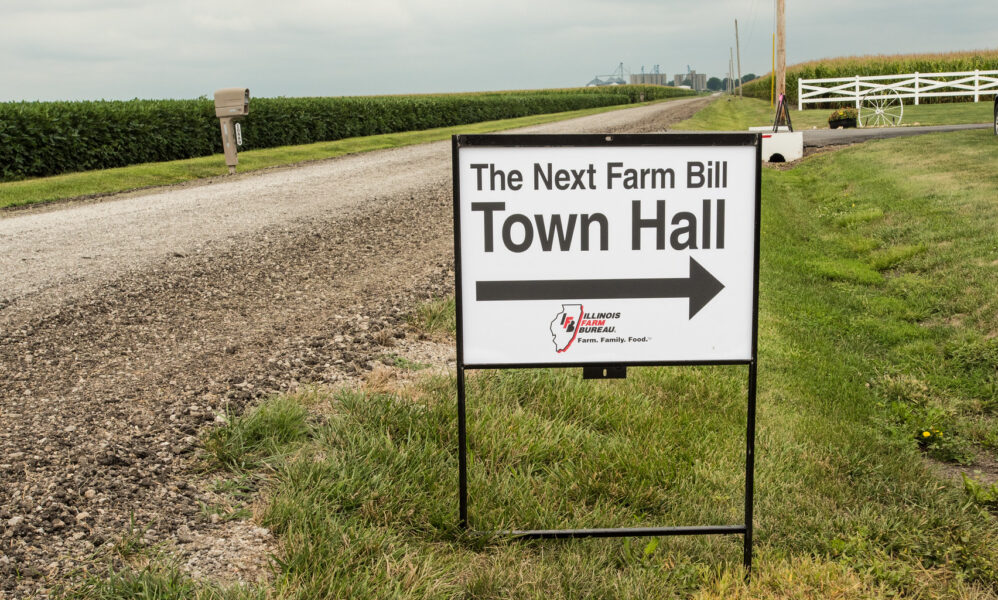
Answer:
[673,96,994,131]
[0,100,679,210]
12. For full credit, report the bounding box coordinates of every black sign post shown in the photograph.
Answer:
[451,133,761,574]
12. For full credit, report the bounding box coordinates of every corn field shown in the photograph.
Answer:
[740,49,998,107]
[0,86,693,182]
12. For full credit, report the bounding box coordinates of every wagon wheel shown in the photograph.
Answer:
[859,89,903,128]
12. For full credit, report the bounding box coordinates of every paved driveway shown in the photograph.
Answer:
[803,123,990,147]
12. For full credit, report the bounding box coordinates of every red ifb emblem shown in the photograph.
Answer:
[550,304,583,353]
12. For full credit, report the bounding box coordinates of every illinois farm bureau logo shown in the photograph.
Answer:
[550,304,583,353]
[549,305,621,353]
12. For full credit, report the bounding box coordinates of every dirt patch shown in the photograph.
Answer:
[930,450,998,490]
[0,183,454,597]
[177,519,275,586]
[763,143,853,171]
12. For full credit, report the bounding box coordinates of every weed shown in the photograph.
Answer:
[947,337,998,373]
[380,353,431,371]
[410,296,456,339]
[879,374,931,406]
[108,515,151,562]
[57,560,265,600]
[834,207,884,228]
[807,257,882,284]
[963,473,998,509]
[203,396,313,472]
[198,501,252,524]
[876,375,975,464]
[371,328,396,347]
[868,244,926,271]
[208,474,258,500]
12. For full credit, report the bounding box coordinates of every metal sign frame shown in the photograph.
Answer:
[451,133,762,572]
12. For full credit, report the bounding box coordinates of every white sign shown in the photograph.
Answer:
[234,122,243,146]
[455,135,759,366]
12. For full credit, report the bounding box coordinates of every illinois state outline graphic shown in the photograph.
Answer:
[550,304,583,353]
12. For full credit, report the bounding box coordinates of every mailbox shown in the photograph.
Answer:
[214,87,250,117]
[213,87,250,173]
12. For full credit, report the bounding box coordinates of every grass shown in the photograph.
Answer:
[964,474,998,509]
[410,296,457,340]
[56,515,266,600]
[673,95,994,131]
[0,99,682,210]
[61,96,998,598]
[203,395,314,472]
[59,563,264,600]
[381,353,432,372]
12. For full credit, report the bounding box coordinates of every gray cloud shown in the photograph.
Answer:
[1,0,996,101]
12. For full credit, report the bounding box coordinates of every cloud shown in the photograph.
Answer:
[1,0,996,101]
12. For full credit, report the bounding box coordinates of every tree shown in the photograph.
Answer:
[707,77,723,91]
[741,73,757,84]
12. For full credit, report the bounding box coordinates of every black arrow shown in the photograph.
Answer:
[475,257,725,319]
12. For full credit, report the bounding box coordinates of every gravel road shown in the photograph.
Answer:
[0,96,711,597]
[1,98,706,318]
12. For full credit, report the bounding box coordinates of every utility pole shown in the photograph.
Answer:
[724,54,731,94]
[771,34,775,106]
[776,0,786,97]
[772,0,793,131]
[730,48,735,95]
[735,19,743,96]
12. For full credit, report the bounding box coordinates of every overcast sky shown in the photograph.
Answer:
[1,0,996,102]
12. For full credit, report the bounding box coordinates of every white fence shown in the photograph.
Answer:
[797,70,998,110]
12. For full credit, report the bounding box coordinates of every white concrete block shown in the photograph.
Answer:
[760,131,804,162]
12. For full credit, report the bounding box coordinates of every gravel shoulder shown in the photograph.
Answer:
[0,96,711,597]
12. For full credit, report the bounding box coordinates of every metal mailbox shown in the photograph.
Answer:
[214,87,249,117]
[213,87,250,173]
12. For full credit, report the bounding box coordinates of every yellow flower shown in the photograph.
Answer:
[922,431,931,437]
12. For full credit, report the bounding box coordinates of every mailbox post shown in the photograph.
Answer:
[213,88,250,174]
